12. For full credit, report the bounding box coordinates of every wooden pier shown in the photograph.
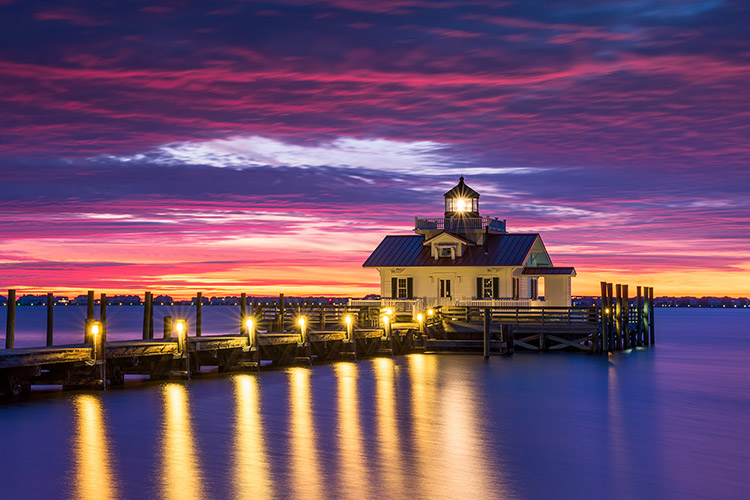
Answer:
[1,284,654,397]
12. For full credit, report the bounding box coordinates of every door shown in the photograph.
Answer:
[439,279,452,299]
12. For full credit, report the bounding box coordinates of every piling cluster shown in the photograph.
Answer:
[598,282,655,352]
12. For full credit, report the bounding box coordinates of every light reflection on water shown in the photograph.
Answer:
[160,384,204,500]
[288,367,323,500]
[72,395,118,500]
[334,362,372,499]
[232,375,273,500]
[372,358,406,494]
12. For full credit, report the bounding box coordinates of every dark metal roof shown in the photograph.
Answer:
[522,267,576,275]
[363,233,539,267]
[444,176,479,199]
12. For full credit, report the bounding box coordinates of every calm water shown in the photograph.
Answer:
[1,308,749,499]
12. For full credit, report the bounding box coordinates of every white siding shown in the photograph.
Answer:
[379,266,522,305]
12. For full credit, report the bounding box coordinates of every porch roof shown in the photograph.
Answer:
[522,266,576,276]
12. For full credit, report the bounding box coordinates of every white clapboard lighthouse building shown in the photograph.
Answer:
[362,177,575,310]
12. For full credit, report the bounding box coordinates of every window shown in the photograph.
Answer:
[483,278,494,298]
[440,247,452,257]
[476,277,499,299]
[512,277,520,300]
[530,278,538,300]
[397,278,408,299]
[391,277,413,299]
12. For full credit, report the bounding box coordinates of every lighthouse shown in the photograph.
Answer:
[363,177,576,309]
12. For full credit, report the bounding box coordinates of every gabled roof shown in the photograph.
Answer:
[422,231,473,246]
[522,267,576,276]
[444,176,479,199]
[363,233,539,267]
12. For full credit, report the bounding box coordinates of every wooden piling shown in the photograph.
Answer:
[642,288,650,346]
[319,306,326,330]
[148,292,154,339]
[540,308,546,351]
[483,308,490,359]
[503,324,514,355]
[278,293,285,332]
[614,284,622,350]
[636,287,643,347]
[240,293,247,335]
[196,292,202,337]
[648,287,655,344]
[607,284,612,352]
[87,290,95,323]
[163,316,172,339]
[142,292,151,340]
[599,281,608,353]
[46,292,54,347]
[100,293,107,343]
[622,284,629,349]
[5,289,16,349]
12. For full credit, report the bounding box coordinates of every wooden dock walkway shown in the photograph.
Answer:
[1,282,654,397]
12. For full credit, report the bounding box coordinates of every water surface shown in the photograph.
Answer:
[1,308,748,499]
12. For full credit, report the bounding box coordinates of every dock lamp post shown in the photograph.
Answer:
[417,313,424,333]
[174,319,187,355]
[344,315,353,341]
[382,313,391,339]
[298,317,307,343]
[89,321,102,361]
[245,318,255,348]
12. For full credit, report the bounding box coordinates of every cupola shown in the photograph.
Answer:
[444,176,479,217]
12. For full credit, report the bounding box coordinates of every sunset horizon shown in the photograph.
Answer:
[1,1,748,300]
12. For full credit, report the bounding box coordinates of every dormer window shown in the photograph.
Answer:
[439,245,454,258]
[424,231,471,260]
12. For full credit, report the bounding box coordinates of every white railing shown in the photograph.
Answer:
[414,216,506,232]
[457,299,544,308]
[348,298,426,317]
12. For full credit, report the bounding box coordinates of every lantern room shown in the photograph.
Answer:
[444,176,479,217]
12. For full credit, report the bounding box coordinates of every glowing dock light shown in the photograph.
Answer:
[174,319,187,353]
[245,317,255,347]
[385,308,393,316]
[89,321,102,360]
[417,312,424,333]
[427,309,434,317]
[298,317,307,342]
[344,315,353,341]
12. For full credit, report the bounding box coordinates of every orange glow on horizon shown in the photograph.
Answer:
[3,262,748,299]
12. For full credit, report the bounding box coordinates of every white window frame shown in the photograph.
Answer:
[482,278,494,298]
[397,278,408,299]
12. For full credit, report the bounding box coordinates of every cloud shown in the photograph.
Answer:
[109,135,539,176]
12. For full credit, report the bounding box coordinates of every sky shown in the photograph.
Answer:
[0,0,748,298]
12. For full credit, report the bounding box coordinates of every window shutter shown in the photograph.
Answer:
[476,277,482,299]
[391,278,398,299]
[407,278,413,299]
[493,277,500,299]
